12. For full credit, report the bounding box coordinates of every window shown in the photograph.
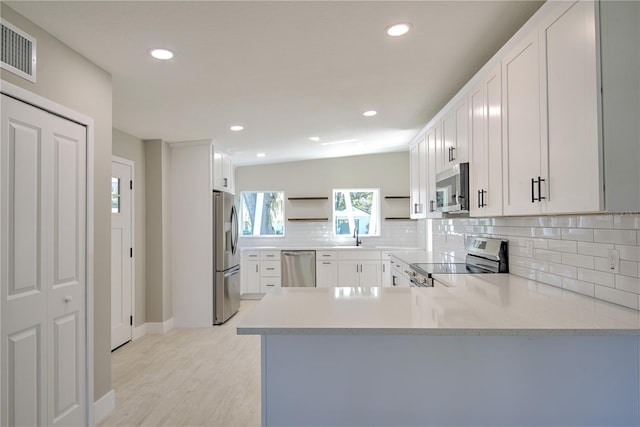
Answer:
[240,191,285,236]
[333,189,380,236]
[111,177,120,213]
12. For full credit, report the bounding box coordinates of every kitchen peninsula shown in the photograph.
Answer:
[237,274,640,426]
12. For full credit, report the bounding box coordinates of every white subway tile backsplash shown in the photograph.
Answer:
[432,213,640,310]
[595,285,639,310]
[594,257,617,274]
[613,214,639,230]
[542,262,578,279]
[561,253,594,269]
[617,245,640,261]
[548,216,576,228]
[577,268,615,288]
[561,228,594,242]
[616,275,640,293]
[561,278,595,297]
[593,229,636,245]
[576,241,614,258]
[534,249,562,263]
[619,261,638,278]
[547,239,577,253]
[536,271,562,288]
[577,215,613,229]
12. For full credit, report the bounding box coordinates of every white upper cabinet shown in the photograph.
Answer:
[501,29,542,216]
[414,0,639,216]
[426,124,441,218]
[539,0,600,213]
[442,97,469,170]
[213,149,235,194]
[469,65,503,217]
[409,134,427,219]
[502,0,601,215]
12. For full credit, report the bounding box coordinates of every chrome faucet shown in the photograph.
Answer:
[353,226,362,247]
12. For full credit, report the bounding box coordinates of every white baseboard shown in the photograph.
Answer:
[132,323,147,341]
[93,389,115,425]
[146,317,174,334]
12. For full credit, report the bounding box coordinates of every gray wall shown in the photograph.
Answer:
[112,129,146,326]
[1,5,113,401]
[144,140,173,323]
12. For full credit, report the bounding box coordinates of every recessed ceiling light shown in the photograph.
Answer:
[230,125,244,131]
[363,110,377,117]
[309,136,320,142]
[150,48,174,60]
[256,152,266,158]
[386,23,411,37]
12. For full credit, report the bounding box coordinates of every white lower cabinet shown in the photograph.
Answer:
[337,251,382,287]
[241,250,282,295]
[381,261,392,287]
[390,256,411,288]
[316,260,338,288]
[243,260,261,294]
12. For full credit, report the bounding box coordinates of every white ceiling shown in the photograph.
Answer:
[6,0,543,166]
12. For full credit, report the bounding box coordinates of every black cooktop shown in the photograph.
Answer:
[411,262,495,276]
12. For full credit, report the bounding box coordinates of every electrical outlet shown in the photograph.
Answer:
[525,240,534,257]
[608,249,620,273]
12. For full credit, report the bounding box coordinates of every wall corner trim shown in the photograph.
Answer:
[93,389,115,425]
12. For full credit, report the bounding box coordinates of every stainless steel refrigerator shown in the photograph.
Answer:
[213,191,241,324]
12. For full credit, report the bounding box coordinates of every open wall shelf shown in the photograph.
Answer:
[288,196,329,201]
[288,217,329,222]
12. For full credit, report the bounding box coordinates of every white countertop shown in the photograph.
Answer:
[237,274,640,336]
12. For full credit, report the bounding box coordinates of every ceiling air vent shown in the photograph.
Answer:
[1,19,37,83]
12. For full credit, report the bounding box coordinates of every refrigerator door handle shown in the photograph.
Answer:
[224,265,241,278]
[230,203,239,255]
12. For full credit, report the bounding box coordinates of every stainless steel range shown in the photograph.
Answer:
[409,236,508,287]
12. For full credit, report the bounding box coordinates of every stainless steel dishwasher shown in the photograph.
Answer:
[281,250,316,287]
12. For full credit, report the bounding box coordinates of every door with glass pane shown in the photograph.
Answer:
[111,157,133,350]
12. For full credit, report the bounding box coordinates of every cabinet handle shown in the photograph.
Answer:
[531,178,536,203]
[266,284,275,287]
[477,190,481,208]
[382,264,386,273]
[322,254,331,257]
[266,267,275,271]
[322,261,331,265]
[223,177,228,188]
[481,190,487,208]
[537,177,545,201]
[531,177,546,202]
[429,200,435,212]
[450,146,456,162]
[392,275,397,287]
[255,265,258,273]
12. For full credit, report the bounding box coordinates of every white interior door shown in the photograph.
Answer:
[111,158,132,350]
[1,93,87,426]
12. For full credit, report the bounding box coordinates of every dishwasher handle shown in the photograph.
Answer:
[282,251,315,256]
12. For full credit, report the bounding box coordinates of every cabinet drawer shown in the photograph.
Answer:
[260,251,281,261]
[317,250,337,260]
[243,250,260,260]
[260,261,281,277]
[260,277,281,293]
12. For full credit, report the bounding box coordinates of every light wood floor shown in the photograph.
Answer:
[99,300,261,427]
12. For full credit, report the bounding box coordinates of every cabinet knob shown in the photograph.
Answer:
[64,296,72,303]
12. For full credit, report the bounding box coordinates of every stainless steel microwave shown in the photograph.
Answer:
[435,162,469,214]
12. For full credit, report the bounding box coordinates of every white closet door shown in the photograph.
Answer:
[1,94,87,426]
